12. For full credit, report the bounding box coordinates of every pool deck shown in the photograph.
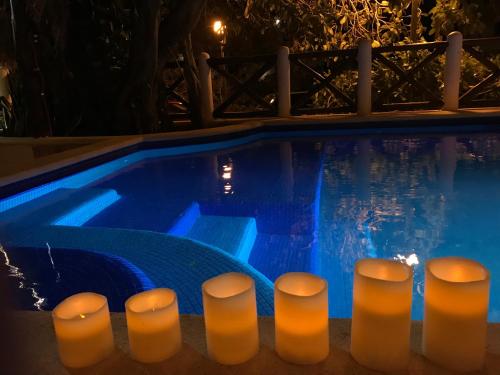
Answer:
[1,107,499,192]
[5,311,500,375]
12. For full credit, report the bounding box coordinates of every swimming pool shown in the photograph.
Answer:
[1,131,499,321]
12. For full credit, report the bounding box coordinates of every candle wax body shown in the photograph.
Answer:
[275,272,329,364]
[275,322,329,364]
[53,293,114,368]
[424,304,487,371]
[351,259,413,372]
[423,257,490,372]
[351,305,411,370]
[203,273,259,365]
[126,289,182,363]
[205,320,259,363]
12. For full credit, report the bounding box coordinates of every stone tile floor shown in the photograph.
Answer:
[4,311,500,375]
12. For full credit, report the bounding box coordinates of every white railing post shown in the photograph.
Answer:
[357,39,372,116]
[443,31,463,111]
[277,46,291,117]
[198,52,214,124]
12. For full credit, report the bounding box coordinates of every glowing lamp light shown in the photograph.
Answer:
[213,20,225,35]
[274,272,329,364]
[125,288,182,363]
[222,172,231,180]
[423,257,490,372]
[52,293,114,368]
[351,259,413,372]
[202,273,259,365]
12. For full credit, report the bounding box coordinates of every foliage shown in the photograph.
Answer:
[429,0,497,39]
[211,0,422,54]
[1,0,206,136]
[206,0,499,112]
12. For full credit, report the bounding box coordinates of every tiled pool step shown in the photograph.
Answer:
[0,224,274,315]
[85,195,193,233]
[168,202,257,262]
[167,202,201,237]
[186,215,257,262]
[0,188,120,227]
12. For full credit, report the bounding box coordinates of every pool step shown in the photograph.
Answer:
[0,224,274,315]
[0,188,120,227]
[186,215,257,262]
[167,202,201,237]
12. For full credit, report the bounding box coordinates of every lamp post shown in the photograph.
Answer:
[212,20,227,58]
[212,19,227,101]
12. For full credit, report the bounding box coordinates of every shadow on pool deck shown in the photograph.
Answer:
[7,311,500,375]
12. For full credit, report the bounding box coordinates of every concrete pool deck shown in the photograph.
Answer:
[1,107,499,193]
[5,311,500,375]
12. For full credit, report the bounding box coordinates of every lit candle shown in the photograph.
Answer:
[52,292,114,368]
[423,257,490,372]
[351,259,413,371]
[125,288,182,363]
[202,272,259,364]
[274,272,329,364]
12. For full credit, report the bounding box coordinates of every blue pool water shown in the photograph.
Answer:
[1,132,499,321]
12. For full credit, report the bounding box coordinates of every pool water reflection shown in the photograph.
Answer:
[1,133,499,320]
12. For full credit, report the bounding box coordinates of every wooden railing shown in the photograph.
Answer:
[186,34,500,120]
[372,41,448,111]
[460,38,500,108]
[160,61,191,120]
[289,49,358,115]
[207,55,277,118]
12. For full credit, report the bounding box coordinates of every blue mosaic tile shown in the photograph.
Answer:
[0,224,274,315]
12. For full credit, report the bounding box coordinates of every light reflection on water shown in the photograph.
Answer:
[317,135,500,320]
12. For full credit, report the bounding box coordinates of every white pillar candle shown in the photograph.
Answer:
[351,259,413,371]
[423,257,490,372]
[202,272,259,365]
[125,288,182,363]
[274,272,329,364]
[52,292,114,368]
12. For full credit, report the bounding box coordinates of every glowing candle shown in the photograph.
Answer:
[274,272,329,364]
[125,288,182,363]
[52,293,114,368]
[351,259,413,371]
[423,257,490,372]
[202,272,259,364]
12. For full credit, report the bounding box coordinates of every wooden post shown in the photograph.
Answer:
[198,52,214,124]
[443,32,463,111]
[410,0,421,42]
[0,67,10,98]
[277,46,291,117]
[357,40,372,116]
